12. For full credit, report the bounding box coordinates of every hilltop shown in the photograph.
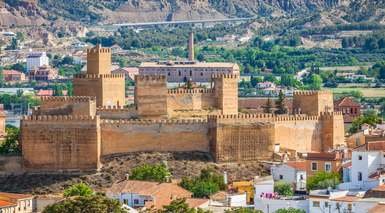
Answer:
[2,0,385,26]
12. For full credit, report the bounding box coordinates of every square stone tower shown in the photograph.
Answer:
[213,74,239,114]
[73,45,125,107]
[292,90,334,116]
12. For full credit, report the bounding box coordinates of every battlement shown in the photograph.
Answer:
[293,90,332,96]
[101,118,207,126]
[168,88,214,94]
[87,44,111,54]
[40,96,96,103]
[74,73,124,79]
[22,115,99,122]
[319,111,343,119]
[207,113,323,123]
[135,75,167,82]
[211,74,239,79]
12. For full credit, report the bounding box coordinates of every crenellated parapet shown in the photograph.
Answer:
[74,73,124,79]
[87,46,111,54]
[40,96,96,103]
[101,118,208,126]
[135,75,166,82]
[22,115,99,122]
[293,90,332,96]
[207,113,322,124]
[168,88,214,94]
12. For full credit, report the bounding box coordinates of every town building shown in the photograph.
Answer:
[106,180,208,210]
[339,150,385,190]
[111,67,139,81]
[0,192,34,213]
[299,152,344,177]
[271,161,307,192]
[138,33,240,82]
[334,96,361,123]
[28,66,58,81]
[26,52,49,72]
[2,70,26,83]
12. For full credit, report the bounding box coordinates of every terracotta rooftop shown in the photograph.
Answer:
[0,200,16,208]
[140,61,239,69]
[108,180,192,209]
[334,97,361,108]
[331,195,360,202]
[185,198,209,208]
[0,192,33,200]
[369,203,385,213]
[342,161,352,169]
[286,161,306,171]
[367,141,385,151]
[2,70,23,75]
[302,152,340,161]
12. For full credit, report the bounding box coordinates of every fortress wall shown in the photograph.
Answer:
[21,115,101,171]
[73,76,103,106]
[97,106,137,119]
[293,90,334,115]
[210,122,275,162]
[101,119,209,156]
[167,89,216,111]
[320,112,345,150]
[36,96,97,116]
[274,120,323,153]
[101,76,126,107]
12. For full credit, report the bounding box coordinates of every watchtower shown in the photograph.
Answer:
[213,74,239,115]
[135,75,168,118]
[293,90,334,116]
[73,45,125,107]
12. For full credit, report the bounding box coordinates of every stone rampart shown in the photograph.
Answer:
[100,118,209,156]
[21,115,101,172]
[36,96,97,116]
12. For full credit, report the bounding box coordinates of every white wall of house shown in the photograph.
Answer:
[254,179,274,198]
[309,198,355,213]
[107,192,152,208]
[254,198,309,213]
[26,52,49,71]
[295,171,307,191]
[271,165,296,183]
[227,193,247,207]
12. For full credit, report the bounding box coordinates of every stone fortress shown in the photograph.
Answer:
[21,44,345,172]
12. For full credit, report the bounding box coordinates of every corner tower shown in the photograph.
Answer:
[293,90,334,116]
[73,45,125,107]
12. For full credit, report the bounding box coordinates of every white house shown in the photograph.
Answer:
[254,197,309,213]
[254,176,274,199]
[271,161,307,191]
[339,151,385,190]
[309,189,379,213]
[26,52,49,72]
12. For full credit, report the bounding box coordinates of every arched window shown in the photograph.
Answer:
[358,172,362,181]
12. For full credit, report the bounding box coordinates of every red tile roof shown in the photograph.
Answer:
[286,161,306,171]
[367,141,385,151]
[36,89,54,96]
[0,192,33,200]
[302,152,341,161]
[2,70,23,75]
[185,198,209,208]
[0,200,16,208]
[331,195,360,202]
[334,97,361,108]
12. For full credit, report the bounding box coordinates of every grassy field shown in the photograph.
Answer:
[326,87,385,98]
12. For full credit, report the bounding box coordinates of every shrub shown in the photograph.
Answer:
[130,163,171,182]
[274,181,294,196]
[306,171,340,191]
[180,168,225,198]
[275,208,306,213]
[63,183,93,197]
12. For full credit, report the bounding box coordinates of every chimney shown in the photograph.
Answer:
[188,32,194,61]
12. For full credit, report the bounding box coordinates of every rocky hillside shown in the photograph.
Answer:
[1,0,385,26]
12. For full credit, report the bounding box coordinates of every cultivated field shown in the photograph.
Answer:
[327,87,385,98]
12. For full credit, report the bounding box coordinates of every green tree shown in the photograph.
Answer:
[275,90,288,114]
[160,198,211,213]
[262,98,274,113]
[180,168,225,198]
[306,171,340,191]
[275,208,306,213]
[308,74,322,90]
[43,194,125,213]
[63,183,94,197]
[130,164,171,182]
[349,110,381,134]
[0,125,21,155]
[225,208,262,213]
[274,181,293,196]
[7,38,18,50]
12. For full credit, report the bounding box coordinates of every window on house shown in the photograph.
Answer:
[190,70,192,76]
[201,72,203,76]
[300,174,304,180]
[311,162,318,171]
[348,203,352,210]
[134,199,139,204]
[313,201,320,207]
[324,201,329,208]
[123,199,128,204]
[168,72,170,76]
[279,175,283,180]
[178,71,181,76]
[325,162,332,172]
[358,172,363,181]
[358,155,363,160]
